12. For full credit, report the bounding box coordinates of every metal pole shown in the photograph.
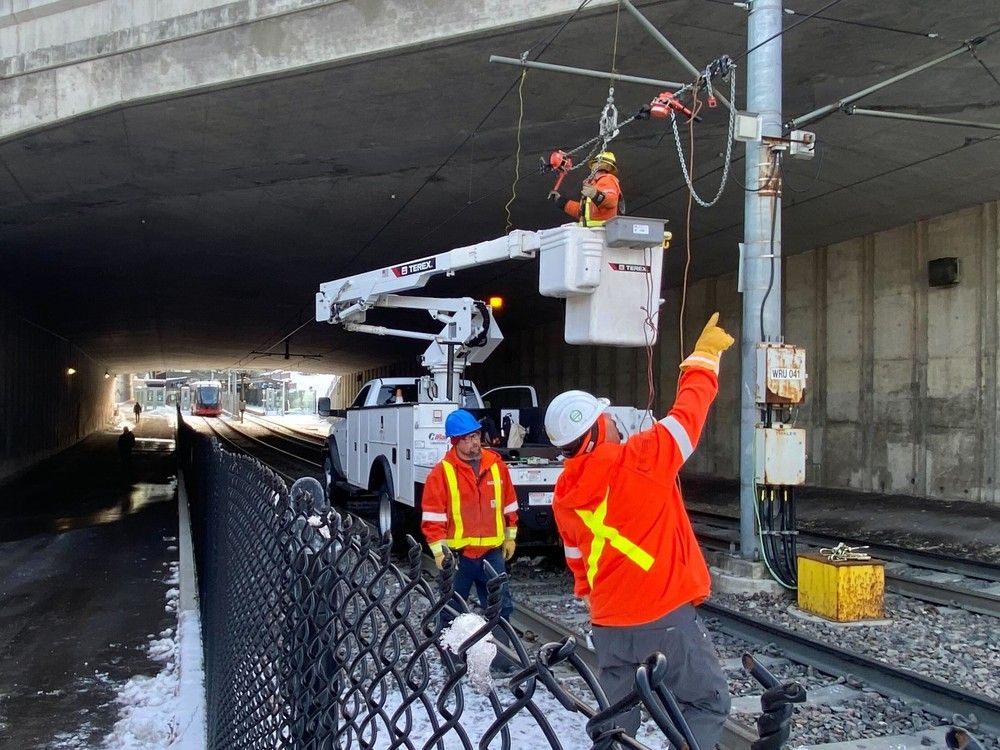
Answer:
[846,107,1000,132]
[620,0,734,111]
[786,42,975,130]
[489,55,685,90]
[739,0,783,560]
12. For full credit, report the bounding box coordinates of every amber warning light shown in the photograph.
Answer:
[488,297,504,309]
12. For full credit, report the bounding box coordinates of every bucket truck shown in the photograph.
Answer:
[315,218,666,547]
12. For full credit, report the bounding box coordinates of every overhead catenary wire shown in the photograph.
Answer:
[232,0,598,367]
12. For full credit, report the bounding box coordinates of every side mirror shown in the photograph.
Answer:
[317,397,332,417]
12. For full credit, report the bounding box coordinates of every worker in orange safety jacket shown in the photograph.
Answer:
[548,151,623,227]
[421,409,519,624]
[543,313,735,749]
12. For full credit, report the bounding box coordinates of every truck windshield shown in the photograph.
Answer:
[376,383,418,404]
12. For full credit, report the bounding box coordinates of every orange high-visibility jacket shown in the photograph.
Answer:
[421,447,518,559]
[563,171,621,226]
[552,366,718,626]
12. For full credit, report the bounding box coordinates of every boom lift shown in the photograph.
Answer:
[315,218,666,546]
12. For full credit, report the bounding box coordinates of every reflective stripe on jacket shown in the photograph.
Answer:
[553,366,718,626]
[421,447,518,559]
[563,171,622,227]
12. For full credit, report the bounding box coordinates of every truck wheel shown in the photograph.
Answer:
[324,440,346,501]
[374,477,408,552]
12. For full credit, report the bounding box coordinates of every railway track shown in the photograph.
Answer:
[196,416,322,484]
[241,412,328,446]
[690,510,1000,618]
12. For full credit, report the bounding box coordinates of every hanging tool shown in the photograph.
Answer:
[648,91,702,123]
[544,150,573,199]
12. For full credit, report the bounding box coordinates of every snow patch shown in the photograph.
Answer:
[440,613,496,695]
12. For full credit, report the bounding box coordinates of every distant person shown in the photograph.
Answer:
[117,426,136,467]
[394,388,405,404]
[239,399,247,423]
[132,401,142,424]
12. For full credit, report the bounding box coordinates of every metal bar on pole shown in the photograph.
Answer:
[739,0,784,560]
[620,0,734,111]
[846,107,1000,132]
[489,55,684,90]
[786,42,975,130]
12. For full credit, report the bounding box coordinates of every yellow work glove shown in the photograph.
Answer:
[680,312,735,373]
[430,542,447,570]
[502,539,516,561]
[580,184,598,199]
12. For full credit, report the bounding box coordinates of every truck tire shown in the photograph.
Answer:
[373,473,408,553]
[324,439,346,501]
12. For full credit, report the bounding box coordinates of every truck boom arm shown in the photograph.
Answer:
[316,231,542,402]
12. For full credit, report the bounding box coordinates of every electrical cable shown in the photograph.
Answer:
[503,69,528,233]
[970,47,1000,92]
[758,152,781,342]
[677,93,702,361]
[232,0,598,366]
[780,142,824,193]
[739,0,848,62]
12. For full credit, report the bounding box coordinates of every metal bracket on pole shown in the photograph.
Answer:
[843,107,1000,132]
[786,40,981,131]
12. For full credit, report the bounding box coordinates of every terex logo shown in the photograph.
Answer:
[609,263,650,273]
[393,258,437,277]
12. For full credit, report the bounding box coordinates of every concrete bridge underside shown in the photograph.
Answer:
[1,0,998,375]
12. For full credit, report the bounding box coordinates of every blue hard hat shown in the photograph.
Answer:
[445,409,481,438]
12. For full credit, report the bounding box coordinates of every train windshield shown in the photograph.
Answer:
[197,387,220,405]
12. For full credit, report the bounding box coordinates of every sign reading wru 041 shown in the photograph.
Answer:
[770,367,802,381]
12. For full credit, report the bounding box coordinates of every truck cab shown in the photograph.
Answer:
[319,377,564,548]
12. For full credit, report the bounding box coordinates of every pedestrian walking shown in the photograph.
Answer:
[132,401,142,425]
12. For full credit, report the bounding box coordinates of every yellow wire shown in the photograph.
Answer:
[503,69,527,233]
[611,0,621,76]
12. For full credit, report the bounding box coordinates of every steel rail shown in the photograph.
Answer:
[219,416,323,468]
[701,600,1000,735]
[198,417,297,484]
[690,512,1000,617]
[241,412,327,447]
[689,510,1000,581]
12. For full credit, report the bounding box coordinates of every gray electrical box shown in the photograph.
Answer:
[603,216,666,248]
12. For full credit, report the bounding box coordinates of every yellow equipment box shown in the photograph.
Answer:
[797,553,885,622]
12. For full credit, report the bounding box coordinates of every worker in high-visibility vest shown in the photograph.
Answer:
[549,151,623,227]
[421,409,518,624]
[543,313,735,748]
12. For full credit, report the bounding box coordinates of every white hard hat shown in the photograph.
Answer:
[545,390,610,447]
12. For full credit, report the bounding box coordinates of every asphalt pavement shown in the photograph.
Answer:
[0,412,178,748]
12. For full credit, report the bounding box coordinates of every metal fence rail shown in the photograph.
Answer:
[177,420,794,750]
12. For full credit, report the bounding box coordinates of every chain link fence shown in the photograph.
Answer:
[177,419,797,750]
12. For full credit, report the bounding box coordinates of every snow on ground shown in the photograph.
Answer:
[100,562,205,750]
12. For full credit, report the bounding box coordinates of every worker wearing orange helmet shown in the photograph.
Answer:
[549,151,623,227]
[543,313,735,749]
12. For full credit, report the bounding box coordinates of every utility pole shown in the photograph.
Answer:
[739,0,783,559]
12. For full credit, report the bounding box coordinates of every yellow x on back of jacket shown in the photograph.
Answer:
[421,447,519,559]
[553,365,718,626]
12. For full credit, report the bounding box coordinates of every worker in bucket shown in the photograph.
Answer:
[543,313,734,748]
[548,150,623,227]
[421,410,519,659]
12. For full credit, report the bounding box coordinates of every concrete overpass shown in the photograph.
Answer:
[2,0,1000,503]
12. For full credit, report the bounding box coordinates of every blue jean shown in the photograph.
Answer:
[453,547,513,621]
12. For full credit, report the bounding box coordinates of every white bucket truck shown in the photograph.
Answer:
[315,218,666,547]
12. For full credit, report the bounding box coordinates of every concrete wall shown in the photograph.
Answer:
[0,305,114,484]
[0,0,613,141]
[340,199,999,506]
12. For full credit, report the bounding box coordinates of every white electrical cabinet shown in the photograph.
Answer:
[538,218,665,347]
[754,426,806,485]
[755,344,807,404]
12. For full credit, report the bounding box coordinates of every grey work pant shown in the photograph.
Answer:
[591,604,731,750]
